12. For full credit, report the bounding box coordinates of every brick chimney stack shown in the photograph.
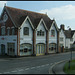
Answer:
[60,24,65,30]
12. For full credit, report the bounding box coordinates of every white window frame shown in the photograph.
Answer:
[37,30,44,36]
[23,27,29,36]
[60,37,63,41]
[51,30,55,37]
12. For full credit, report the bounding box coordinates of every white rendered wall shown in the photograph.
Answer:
[20,19,33,45]
[49,24,57,44]
[66,32,75,48]
[20,19,33,55]
[66,38,70,48]
[36,22,46,44]
[0,35,17,55]
[59,29,66,48]
[72,33,75,42]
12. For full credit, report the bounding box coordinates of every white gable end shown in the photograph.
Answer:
[59,29,66,48]
[36,22,46,44]
[37,22,45,31]
[20,19,33,44]
[59,29,65,37]
[49,24,57,44]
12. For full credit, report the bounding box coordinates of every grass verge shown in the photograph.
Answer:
[63,59,75,74]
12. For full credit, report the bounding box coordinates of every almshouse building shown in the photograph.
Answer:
[0,6,59,56]
[59,24,75,52]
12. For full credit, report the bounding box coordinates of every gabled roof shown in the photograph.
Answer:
[60,29,75,38]
[71,30,75,37]
[51,19,59,31]
[3,6,53,29]
[64,30,71,38]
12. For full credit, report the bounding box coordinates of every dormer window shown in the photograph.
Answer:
[23,27,29,35]
[51,30,55,37]
[37,30,44,36]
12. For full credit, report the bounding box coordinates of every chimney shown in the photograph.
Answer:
[60,24,65,30]
[69,28,71,31]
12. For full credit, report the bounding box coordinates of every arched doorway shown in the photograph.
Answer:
[36,43,45,56]
[20,43,32,56]
[49,43,56,53]
[1,44,5,55]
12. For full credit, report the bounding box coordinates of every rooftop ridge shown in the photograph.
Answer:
[5,6,47,16]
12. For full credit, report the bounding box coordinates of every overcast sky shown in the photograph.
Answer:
[0,1,75,30]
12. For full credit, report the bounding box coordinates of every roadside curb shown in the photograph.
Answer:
[49,59,68,74]
[49,57,75,74]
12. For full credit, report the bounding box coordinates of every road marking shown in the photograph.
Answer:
[31,67,35,69]
[11,70,17,72]
[25,68,30,70]
[41,65,45,67]
[36,66,40,68]
[45,64,49,66]
[50,63,53,65]
[18,69,24,71]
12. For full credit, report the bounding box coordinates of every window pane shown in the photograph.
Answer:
[60,37,63,41]
[12,28,15,35]
[37,30,44,36]
[24,27,29,35]
[7,29,10,35]
[51,30,55,37]
[1,27,5,35]
[37,31,39,36]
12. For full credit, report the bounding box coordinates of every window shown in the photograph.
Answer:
[37,30,44,36]
[7,28,10,35]
[70,38,73,41]
[60,37,63,41]
[20,44,32,56]
[1,26,5,35]
[51,30,55,37]
[12,28,15,35]
[23,27,29,35]
[3,13,8,22]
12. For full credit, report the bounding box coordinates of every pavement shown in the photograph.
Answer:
[49,51,75,74]
[49,60,67,74]
[49,58,75,74]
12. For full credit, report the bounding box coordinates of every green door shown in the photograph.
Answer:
[1,44,5,55]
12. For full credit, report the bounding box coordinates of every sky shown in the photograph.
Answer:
[0,1,75,30]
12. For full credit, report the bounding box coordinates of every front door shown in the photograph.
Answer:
[1,44,5,55]
[36,44,45,55]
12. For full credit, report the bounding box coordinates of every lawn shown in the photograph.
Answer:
[63,59,75,74]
